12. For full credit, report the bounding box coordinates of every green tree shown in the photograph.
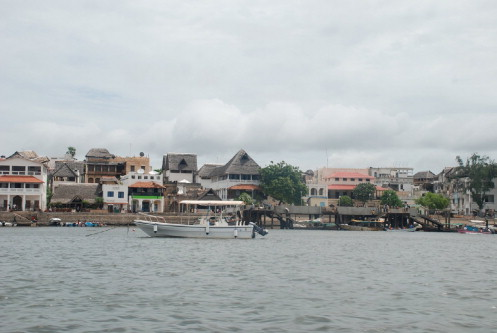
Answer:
[453,153,497,211]
[94,197,104,209]
[339,195,353,207]
[415,192,450,210]
[237,192,254,205]
[380,190,403,208]
[352,183,376,204]
[66,146,76,158]
[259,161,308,205]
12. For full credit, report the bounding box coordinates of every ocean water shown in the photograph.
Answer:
[1,227,497,333]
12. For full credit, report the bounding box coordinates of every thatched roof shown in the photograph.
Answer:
[414,171,435,180]
[51,183,100,204]
[85,148,114,159]
[209,149,260,177]
[51,161,84,178]
[7,150,49,164]
[162,153,197,172]
[197,163,223,178]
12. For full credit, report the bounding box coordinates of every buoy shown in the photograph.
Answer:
[234,229,238,238]
[153,224,158,233]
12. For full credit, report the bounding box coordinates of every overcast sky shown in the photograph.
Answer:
[2,1,496,173]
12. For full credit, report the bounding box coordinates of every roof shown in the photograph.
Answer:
[209,149,260,177]
[51,183,100,204]
[328,184,387,191]
[0,175,44,183]
[51,161,83,178]
[180,200,244,206]
[229,184,261,190]
[7,151,49,164]
[197,164,223,178]
[163,153,197,171]
[128,181,165,189]
[326,172,374,179]
[85,148,114,159]
[413,171,435,179]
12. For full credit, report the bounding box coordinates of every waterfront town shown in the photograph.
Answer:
[0,148,495,231]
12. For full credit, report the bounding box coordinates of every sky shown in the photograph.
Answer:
[2,0,497,173]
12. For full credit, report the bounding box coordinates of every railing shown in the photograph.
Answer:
[137,213,166,223]
[0,188,42,193]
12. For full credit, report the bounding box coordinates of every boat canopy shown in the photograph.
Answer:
[179,200,244,206]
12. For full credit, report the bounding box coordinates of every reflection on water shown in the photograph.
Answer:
[1,228,497,332]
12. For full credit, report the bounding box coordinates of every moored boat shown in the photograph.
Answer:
[134,200,268,239]
[340,218,386,231]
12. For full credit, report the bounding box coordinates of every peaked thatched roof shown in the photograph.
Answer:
[51,161,84,178]
[196,188,222,201]
[51,183,100,204]
[209,149,260,177]
[163,153,197,172]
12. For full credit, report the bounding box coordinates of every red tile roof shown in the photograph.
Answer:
[229,184,261,190]
[326,172,374,179]
[328,184,387,191]
[0,175,44,183]
[128,181,165,189]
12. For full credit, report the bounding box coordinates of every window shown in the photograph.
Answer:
[485,195,494,203]
[131,166,135,172]
[13,166,25,174]
[351,178,355,181]
[118,192,124,198]
[358,178,363,181]
[107,191,114,197]
[342,178,347,181]
[335,178,339,181]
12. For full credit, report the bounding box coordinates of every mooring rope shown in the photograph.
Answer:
[85,226,117,237]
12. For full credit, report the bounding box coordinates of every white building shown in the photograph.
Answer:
[121,170,165,213]
[102,182,128,213]
[0,153,48,211]
[199,149,262,201]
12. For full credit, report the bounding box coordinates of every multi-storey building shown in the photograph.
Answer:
[0,151,48,211]
[162,153,197,183]
[121,170,164,213]
[199,149,262,200]
[84,148,123,183]
[368,167,414,192]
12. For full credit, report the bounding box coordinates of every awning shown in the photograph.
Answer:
[229,184,261,190]
[0,175,44,183]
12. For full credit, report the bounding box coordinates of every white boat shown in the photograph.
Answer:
[133,200,268,239]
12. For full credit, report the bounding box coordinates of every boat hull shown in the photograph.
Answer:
[134,220,256,239]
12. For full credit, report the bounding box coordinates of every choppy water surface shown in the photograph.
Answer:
[1,227,497,333]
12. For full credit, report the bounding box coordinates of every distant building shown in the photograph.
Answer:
[121,170,164,213]
[0,151,48,211]
[84,148,151,183]
[162,153,197,183]
[50,183,100,211]
[199,149,262,200]
[413,171,435,192]
[324,171,376,199]
[84,148,122,183]
[49,160,85,189]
